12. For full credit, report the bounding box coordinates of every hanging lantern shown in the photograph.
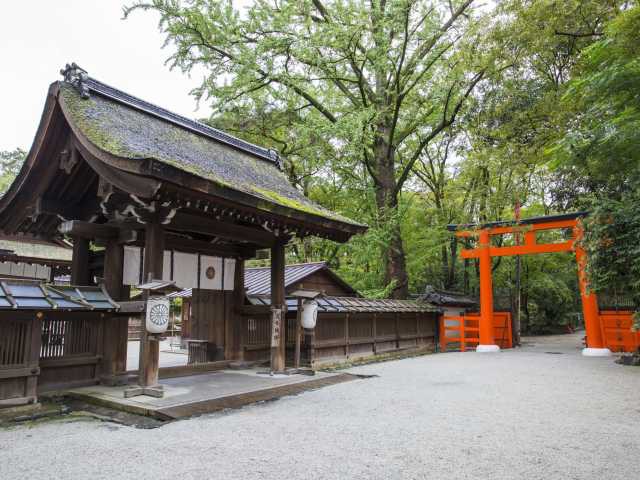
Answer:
[300,300,318,329]
[146,296,170,334]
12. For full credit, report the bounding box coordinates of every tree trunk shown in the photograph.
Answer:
[446,235,458,289]
[373,130,409,299]
[441,244,449,289]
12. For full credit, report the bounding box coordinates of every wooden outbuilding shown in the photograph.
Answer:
[0,63,366,399]
[0,238,72,282]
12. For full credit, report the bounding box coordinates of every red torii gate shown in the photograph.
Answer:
[449,212,611,357]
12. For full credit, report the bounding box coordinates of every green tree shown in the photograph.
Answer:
[560,5,640,319]
[553,4,639,178]
[125,0,501,297]
[0,148,25,194]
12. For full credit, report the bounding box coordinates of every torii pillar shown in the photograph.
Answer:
[574,225,611,357]
[477,229,500,352]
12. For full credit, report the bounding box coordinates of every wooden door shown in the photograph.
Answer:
[191,289,225,361]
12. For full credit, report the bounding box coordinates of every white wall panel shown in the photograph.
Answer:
[123,246,142,286]
[223,258,235,291]
[199,256,222,290]
[35,265,51,280]
[173,251,198,289]
[121,244,236,291]
[162,250,172,281]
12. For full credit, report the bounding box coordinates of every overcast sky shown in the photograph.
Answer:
[0,1,222,152]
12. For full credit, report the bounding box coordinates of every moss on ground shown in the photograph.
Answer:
[317,347,436,372]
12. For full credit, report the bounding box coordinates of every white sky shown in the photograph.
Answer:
[0,0,219,152]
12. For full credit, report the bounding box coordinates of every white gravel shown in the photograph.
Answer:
[1,334,639,480]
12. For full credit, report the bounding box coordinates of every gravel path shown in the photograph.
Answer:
[1,334,639,480]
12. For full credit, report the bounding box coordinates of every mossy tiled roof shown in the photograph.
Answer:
[58,80,365,229]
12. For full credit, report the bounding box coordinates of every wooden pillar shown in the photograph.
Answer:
[294,297,302,369]
[139,222,165,388]
[478,229,499,352]
[71,237,90,285]
[24,313,43,405]
[226,258,245,360]
[270,241,286,372]
[304,326,316,368]
[143,222,165,280]
[100,240,128,385]
[574,224,610,356]
[372,313,377,355]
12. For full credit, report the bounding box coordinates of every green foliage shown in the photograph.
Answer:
[552,5,640,317]
[520,253,579,334]
[125,0,505,297]
[554,5,640,180]
[125,1,639,334]
[582,184,640,307]
[0,148,25,195]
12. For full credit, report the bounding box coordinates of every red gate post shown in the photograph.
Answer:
[477,229,500,352]
[574,224,611,357]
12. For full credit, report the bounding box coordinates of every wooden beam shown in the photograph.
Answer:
[34,196,79,219]
[455,218,578,238]
[170,212,279,247]
[60,220,118,239]
[163,234,256,259]
[128,232,256,258]
[460,240,575,259]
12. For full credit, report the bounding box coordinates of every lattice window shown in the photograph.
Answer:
[0,319,30,367]
[40,318,100,359]
[245,316,271,346]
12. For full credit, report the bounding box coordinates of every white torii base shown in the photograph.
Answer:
[476,344,501,353]
[582,347,612,357]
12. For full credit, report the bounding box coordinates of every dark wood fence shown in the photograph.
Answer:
[241,308,438,366]
[0,314,40,407]
[310,312,437,365]
[38,312,106,391]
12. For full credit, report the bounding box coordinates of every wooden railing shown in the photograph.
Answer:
[439,312,513,352]
[0,315,40,407]
[599,310,639,353]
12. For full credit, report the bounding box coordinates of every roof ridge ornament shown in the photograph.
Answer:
[268,149,284,171]
[60,62,90,99]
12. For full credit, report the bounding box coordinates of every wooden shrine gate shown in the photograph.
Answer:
[448,212,631,356]
[440,312,513,352]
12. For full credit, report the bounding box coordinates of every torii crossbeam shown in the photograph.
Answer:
[449,212,611,357]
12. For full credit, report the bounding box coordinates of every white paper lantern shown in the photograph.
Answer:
[146,297,170,334]
[300,300,318,329]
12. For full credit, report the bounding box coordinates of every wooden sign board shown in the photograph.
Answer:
[271,308,282,348]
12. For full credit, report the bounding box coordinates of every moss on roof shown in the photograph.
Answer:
[59,84,364,228]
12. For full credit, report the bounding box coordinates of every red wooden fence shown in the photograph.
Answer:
[599,310,638,353]
[440,312,513,352]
